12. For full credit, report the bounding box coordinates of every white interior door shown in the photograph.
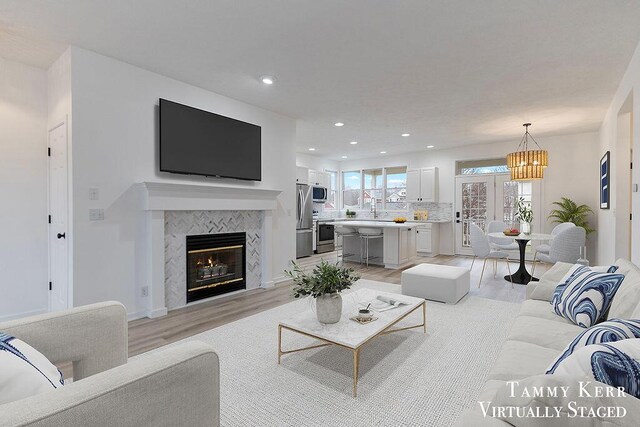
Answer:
[455,175,496,255]
[48,122,69,312]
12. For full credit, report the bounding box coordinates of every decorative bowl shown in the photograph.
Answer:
[503,231,520,236]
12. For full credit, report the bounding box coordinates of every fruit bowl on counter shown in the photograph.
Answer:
[393,217,408,223]
[503,228,520,236]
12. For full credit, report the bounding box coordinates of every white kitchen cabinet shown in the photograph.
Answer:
[296,166,309,184]
[308,170,330,187]
[416,224,440,256]
[383,226,417,268]
[406,167,438,202]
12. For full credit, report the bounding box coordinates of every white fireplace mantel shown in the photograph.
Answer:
[138,181,283,211]
[135,181,283,319]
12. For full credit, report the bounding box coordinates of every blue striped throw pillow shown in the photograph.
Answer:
[546,319,640,374]
[551,265,625,328]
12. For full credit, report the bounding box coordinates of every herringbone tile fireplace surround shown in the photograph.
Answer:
[165,210,263,310]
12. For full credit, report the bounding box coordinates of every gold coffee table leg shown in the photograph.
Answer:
[278,324,282,364]
[423,302,427,333]
[353,348,360,397]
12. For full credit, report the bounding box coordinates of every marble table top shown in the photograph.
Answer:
[487,232,553,241]
[279,288,424,349]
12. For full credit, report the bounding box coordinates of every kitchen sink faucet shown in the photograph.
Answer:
[370,199,378,219]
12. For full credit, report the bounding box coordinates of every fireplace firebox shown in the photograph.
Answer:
[186,232,246,303]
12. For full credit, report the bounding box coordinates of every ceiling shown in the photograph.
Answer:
[2,0,640,160]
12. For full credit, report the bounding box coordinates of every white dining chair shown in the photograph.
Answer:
[532,222,575,265]
[531,226,586,276]
[486,220,519,253]
[469,223,513,288]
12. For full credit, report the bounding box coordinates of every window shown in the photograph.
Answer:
[457,159,509,175]
[342,171,361,209]
[385,166,407,210]
[363,168,383,210]
[325,170,338,209]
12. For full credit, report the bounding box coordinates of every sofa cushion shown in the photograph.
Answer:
[0,332,64,405]
[546,319,640,374]
[551,265,624,328]
[518,299,575,325]
[506,315,583,351]
[487,340,560,381]
[609,258,640,319]
[551,339,640,399]
[528,262,574,301]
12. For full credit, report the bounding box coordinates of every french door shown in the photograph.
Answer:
[455,174,541,256]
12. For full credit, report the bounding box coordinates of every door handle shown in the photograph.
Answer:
[456,220,461,224]
[57,232,66,239]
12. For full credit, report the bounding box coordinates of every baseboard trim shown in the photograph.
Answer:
[0,308,48,323]
[146,307,168,319]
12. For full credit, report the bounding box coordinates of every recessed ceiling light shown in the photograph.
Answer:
[341,155,348,159]
[380,151,387,154]
[401,133,410,137]
[427,145,435,149]
[350,141,358,145]
[334,122,344,127]
[260,75,276,85]
[308,148,316,151]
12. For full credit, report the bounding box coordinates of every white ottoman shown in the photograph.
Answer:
[401,263,469,304]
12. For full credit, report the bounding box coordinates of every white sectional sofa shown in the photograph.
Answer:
[457,258,640,426]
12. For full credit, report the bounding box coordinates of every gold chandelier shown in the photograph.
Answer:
[506,123,548,180]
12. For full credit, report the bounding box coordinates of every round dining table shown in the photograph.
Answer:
[487,232,553,285]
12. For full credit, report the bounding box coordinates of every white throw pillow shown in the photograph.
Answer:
[0,332,64,404]
[551,265,625,328]
[552,339,640,399]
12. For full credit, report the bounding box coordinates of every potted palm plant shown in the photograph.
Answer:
[548,197,595,235]
[285,260,360,324]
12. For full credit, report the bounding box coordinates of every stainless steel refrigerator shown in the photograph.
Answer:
[296,184,313,258]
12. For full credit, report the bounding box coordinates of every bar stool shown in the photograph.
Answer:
[335,226,358,264]
[358,227,383,267]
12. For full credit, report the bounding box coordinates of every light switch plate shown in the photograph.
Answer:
[89,188,99,200]
[89,208,104,221]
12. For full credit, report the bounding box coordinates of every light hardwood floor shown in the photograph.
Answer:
[127,252,548,358]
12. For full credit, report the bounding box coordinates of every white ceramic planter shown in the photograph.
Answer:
[316,293,342,324]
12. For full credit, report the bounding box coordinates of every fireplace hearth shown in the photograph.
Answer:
[186,232,246,303]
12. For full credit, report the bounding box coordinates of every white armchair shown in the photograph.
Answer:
[0,302,220,426]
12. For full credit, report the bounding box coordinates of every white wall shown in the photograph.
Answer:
[339,132,600,258]
[296,152,339,173]
[68,47,297,317]
[598,39,640,266]
[0,57,48,320]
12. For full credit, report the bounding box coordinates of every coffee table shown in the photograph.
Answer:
[278,288,426,397]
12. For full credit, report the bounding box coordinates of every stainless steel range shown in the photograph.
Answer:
[316,220,335,254]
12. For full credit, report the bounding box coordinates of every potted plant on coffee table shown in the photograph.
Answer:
[285,260,360,324]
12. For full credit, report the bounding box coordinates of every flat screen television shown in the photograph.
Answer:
[159,98,261,181]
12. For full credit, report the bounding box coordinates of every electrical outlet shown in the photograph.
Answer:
[89,209,105,221]
[89,188,99,200]
[141,286,149,297]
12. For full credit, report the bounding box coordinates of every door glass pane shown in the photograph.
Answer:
[503,181,519,224]
[461,182,488,247]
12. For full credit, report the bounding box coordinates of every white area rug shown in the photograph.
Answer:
[168,280,521,426]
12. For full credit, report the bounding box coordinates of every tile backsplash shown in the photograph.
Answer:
[315,201,453,222]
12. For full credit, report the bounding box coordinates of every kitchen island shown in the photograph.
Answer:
[333,220,418,269]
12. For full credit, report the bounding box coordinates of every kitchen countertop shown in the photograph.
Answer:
[318,217,451,224]
[333,220,419,229]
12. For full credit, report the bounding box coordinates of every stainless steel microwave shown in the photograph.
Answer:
[312,186,328,202]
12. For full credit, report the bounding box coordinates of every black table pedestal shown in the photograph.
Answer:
[503,238,538,285]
